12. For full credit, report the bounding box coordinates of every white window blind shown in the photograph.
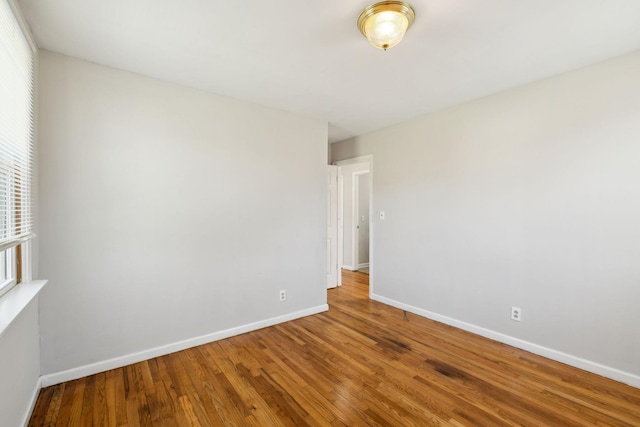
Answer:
[0,0,34,252]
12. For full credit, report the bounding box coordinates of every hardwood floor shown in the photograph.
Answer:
[30,270,640,426]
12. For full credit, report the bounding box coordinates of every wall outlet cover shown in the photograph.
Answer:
[511,306,522,321]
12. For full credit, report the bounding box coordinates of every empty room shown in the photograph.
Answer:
[1,0,639,425]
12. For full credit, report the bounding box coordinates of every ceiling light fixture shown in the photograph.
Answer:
[357,1,415,51]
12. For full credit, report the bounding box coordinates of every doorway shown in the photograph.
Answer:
[353,171,370,274]
[332,155,373,293]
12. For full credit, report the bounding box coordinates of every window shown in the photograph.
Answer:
[0,0,35,298]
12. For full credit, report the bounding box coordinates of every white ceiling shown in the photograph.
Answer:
[19,0,640,142]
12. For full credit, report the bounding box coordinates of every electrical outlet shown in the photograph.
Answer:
[511,306,522,322]
[279,290,286,302]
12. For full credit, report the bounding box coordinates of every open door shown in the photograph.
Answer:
[327,165,338,288]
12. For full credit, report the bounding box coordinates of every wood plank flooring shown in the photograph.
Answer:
[30,270,640,426]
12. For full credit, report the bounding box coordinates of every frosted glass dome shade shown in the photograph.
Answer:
[364,11,409,50]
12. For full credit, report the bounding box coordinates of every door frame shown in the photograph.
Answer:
[352,170,369,273]
[333,155,374,298]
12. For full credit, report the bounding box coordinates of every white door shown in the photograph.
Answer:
[337,173,344,286]
[327,165,338,288]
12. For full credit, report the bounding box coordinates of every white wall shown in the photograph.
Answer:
[38,51,328,376]
[337,162,369,269]
[0,296,40,427]
[332,50,640,384]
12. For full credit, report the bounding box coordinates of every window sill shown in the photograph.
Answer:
[0,280,47,337]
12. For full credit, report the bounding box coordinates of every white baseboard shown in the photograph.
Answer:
[371,294,640,389]
[21,376,42,427]
[40,304,328,387]
[342,264,355,271]
[358,263,369,269]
